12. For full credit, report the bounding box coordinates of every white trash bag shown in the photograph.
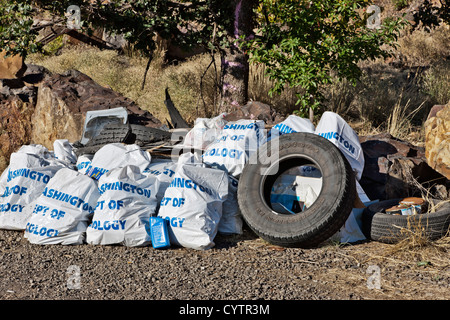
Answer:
[0,144,53,196]
[270,174,299,214]
[144,152,205,215]
[203,119,266,177]
[315,111,365,181]
[270,169,323,214]
[183,113,228,150]
[86,165,160,247]
[219,175,243,235]
[16,144,54,159]
[76,154,94,175]
[329,180,373,244]
[24,168,100,245]
[176,152,205,169]
[270,115,315,138]
[143,159,177,212]
[158,164,228,250]
[0,151,66,230]
[85,143,151,180]
[53,139,77,165]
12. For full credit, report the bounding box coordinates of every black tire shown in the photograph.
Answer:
[87,123,172,147]
[85,123,132,147]
[128,124,172,147]
[362,199,450,243]
[74,144,107,156]
[74,124,172,156]
[237,132,356,248]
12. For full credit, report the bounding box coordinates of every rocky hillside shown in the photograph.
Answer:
[0,59,162,173]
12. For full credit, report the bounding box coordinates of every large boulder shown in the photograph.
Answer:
[31,69,162,149]
[359,133,448,200]
[0,51,27,79]
[0,65,44,173]
[0,91,36,173]
[0,67,163,173]
[425,104,450,180]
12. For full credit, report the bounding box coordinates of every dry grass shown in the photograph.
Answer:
[387,94,426,140]
[27,22,449,141]
[27,45,220,125]
[380,171,450,258]
[397,24,450,67]
[421,61,450,105]
[248,62,300,116]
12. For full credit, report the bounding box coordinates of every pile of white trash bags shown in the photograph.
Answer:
[0,111,375,250]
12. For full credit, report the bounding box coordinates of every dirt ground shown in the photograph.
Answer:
[0,224,448,304]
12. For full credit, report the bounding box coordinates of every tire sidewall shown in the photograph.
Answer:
[238,132,355,246]
[363,199,450,242]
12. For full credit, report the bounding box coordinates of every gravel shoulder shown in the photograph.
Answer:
[0,226,449,302]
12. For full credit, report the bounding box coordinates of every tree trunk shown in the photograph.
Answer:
[219,0,257,114]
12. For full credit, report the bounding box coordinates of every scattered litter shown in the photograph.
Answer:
[149,216,171,249]
[0,109,425,249]
[385,197,426,215]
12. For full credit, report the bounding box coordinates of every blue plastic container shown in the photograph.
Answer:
[149,216,170,249]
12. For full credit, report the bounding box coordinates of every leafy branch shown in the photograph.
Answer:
[244,0,407,116]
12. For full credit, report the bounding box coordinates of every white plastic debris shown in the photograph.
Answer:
[329,180,373,244]
[203,119,266,177]
[86,165,160,247]
[24,168,100,244]
[84,143,151,180]
[157,164,228,250]
[183,113,228,150]
[0,150,66,230]
[270,168,323,214]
